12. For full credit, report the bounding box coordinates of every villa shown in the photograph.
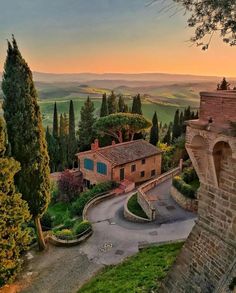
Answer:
[76,139,162,187]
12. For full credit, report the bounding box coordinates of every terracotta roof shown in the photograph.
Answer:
[77,140,161,166]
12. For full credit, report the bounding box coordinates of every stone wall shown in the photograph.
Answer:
[170,186,198,212]
[137,167,180,220]
[161,91,236,293]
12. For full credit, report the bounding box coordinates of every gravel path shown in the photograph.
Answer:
[19,180,196,293]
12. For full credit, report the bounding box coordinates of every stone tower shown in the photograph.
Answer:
[161,91,236,292]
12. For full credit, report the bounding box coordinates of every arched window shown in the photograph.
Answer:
[84,158,94,170]
[97,162,107,175]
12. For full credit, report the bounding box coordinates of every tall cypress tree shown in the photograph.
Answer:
[68,100,77,168]
[100,93,108,117]
[2,37,50,250]
[163,124,172,145]
[107,91,117,114]
[172,109,181,142]
[132,94,142,115]
[149,111,159,146]
[78,96,96,151]
[0,118,31,286]
[53,102,59,138]
[118,95,125,112]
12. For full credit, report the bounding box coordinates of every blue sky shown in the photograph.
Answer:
[0,0,235,76]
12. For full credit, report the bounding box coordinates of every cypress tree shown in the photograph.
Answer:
[68,100,77,168]
[2,37,50,250]
[53,102,59,138]
[172,109,181,142]
[46,126,59,172]
[149,111,159,146]
[78,96,96,151]
[100,93,108,117]
[163,124,172,145]
[118,95,125,112]
[132,94,142,115]
[59,114,68,169]
[217,77,230,90]
[0,118,31,285]
[107,91,117,114]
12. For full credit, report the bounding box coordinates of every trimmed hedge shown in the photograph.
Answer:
[71,181,117,216]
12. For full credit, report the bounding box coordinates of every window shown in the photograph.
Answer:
[151,169,156,177]
[97,162,107,175]
[84,158,94,170]
[141,159,146,165]
[131,164,136,172]
[141,171,145,178]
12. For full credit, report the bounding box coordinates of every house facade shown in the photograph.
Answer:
[76,139,162,187]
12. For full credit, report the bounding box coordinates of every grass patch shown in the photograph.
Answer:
[78,242,183,293]
[127,193,148,219]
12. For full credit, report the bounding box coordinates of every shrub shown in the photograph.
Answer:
[54,229,74,240]
[58,169,83,202]
[71,181,117,216]
[173,176,196,199]
[41,212,53,230]
[63,218,74,229]
[74,220,92,235]
[182,167,198,184]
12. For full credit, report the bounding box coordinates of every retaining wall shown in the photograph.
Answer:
[170,186,198,212]
[124,193,151,223]
[137,167,180,220]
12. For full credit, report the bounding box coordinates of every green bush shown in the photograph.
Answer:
[63,218,75,229]
[182,167,198,184]
[74,220,92,235]
[71,181,117,216]
[173,176,196,199]
[41,212,53,230]
[54,229,74,240]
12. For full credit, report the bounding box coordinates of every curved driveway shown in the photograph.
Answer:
[20,181,196,293]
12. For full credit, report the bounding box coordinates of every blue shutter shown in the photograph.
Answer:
[84,158,94,170]
[97,162,107,175]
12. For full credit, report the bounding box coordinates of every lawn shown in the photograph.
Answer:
[78,242,183,293]
[127,193,148,219]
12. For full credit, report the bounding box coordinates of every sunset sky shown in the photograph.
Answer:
[1,0,235,76]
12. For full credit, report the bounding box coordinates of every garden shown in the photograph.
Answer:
[31,173,117,243]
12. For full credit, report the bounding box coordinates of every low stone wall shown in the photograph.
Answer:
[48,229,93,247]
[137,168,180,221]
[170,186,198,212]
[83,191,116,221]
[124,193,151,223]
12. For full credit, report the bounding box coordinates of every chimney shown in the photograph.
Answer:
[112,140,116,146]
[94,139,99,150]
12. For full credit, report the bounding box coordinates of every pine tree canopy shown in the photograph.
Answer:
[2,36,50,249]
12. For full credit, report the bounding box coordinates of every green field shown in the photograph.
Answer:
[79,242,183,293]
[39,96,185,129]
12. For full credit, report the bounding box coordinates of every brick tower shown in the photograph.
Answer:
[161,91,236,292]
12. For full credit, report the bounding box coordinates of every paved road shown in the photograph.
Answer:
[19,181,196,293]
[147,178,196,224]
